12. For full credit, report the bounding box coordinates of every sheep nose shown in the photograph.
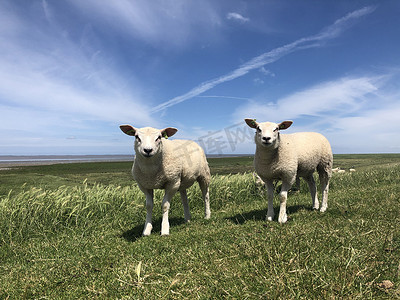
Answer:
[143,148,153,154]
[262,137,271,142]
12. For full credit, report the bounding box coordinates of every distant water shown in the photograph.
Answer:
[0,155,134,167]
[0,154,253,168]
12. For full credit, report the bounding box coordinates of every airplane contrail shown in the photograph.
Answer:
[151,6,375,113]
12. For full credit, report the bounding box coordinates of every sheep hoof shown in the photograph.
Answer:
[278,215,287,223]
[266,216,274,222]
[320,206,327,213]
[142,224,153,236]
[161,231,170,236]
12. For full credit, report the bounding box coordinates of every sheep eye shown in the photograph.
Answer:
[156,135,161,142]
[256,127,261,133]
[273,127,279,132]
[135,135,141,142]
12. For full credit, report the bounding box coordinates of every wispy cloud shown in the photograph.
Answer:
[69,0,222,48]
[259,67,275,77]
[226,12,250,23]
[151,6,375,113]
[0,1,153,130]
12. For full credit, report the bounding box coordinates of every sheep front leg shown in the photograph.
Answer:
[265,180,275,221]
[161,187,178,236]
[142,189,154,236]
[278,181,291,224]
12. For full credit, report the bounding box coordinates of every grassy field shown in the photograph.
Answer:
[0,154,399,298]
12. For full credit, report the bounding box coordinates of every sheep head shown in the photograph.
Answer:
[245,119,292,149]
[120,125,178,158]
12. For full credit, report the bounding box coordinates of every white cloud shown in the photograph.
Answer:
[259,67,275,77]
[235,76,380,122]
[226,12,249,23]
[234,74,400,154]
[253,78,264,85]
[328,110,400,153]
[0,1,154,130]
[326,84,400,153]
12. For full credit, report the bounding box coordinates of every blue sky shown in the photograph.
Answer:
[1,1,400,155]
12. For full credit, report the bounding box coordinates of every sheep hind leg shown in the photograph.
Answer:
[265,180,275,221]
[180,190,192,223]
[319,171,330,212]
[198,178,211,219]
[304,174,319,210]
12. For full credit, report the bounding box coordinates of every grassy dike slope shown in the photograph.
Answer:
[0,155,399,298]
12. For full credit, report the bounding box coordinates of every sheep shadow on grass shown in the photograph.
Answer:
[227,204,313,225]
[121,217,186,242]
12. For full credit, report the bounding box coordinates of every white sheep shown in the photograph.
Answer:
[245,119,333,223]
[120,125,211,236]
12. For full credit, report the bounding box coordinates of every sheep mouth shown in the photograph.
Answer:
[141,152,154,158]
[261,141,273,147]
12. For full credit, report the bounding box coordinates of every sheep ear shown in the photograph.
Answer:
[120,125,137,136]
[161,127,178,138]
[278,121,293,130]
[245,118,258,129]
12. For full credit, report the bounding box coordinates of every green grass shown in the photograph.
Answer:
[0,161,134,196]
[333,153,400,170]
[0,155,399,298]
